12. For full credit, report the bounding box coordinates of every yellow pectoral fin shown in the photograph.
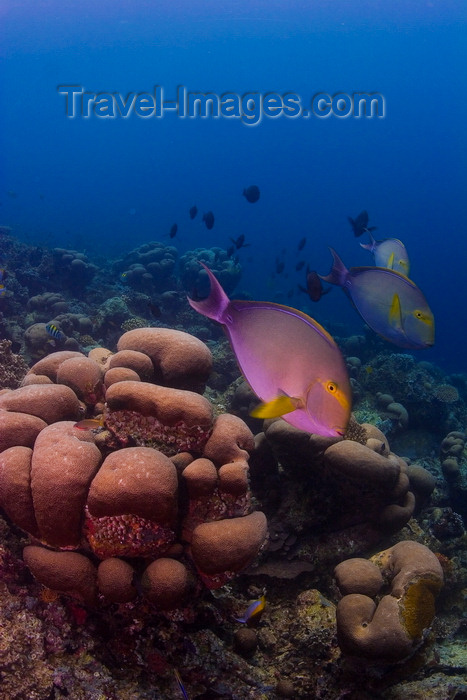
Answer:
[388,293,403,331]
[250,394,303,419]
[387,252,395,269]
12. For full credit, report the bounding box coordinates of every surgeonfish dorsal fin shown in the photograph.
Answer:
[388,293,403,331]
[250,393,303,419]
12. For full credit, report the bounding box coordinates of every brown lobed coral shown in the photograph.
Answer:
[0,327,267,610]
[0,339,29,390]
[334,540,444,661]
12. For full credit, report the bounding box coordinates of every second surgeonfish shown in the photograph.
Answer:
[360,233,410,276]
[319,249,434,349]
[188,264,351,437]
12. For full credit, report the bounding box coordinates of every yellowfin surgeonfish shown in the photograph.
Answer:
[188,263,351,437]
[320,249,434,349]
[360,233,410,276]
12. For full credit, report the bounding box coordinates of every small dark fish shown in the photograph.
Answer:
[299,267,331,302]
[148,302,162,318]
[230,234,250,250]
[297,236,306,251]
[170,223,178,238]
[45,323,65,341]
[243,185,260,203]
[189,205,197,220]
[275,259,285,274]
[348,210,377,237]
[174,669,189,700]
[295,260,305,271]
[202,211,215,230]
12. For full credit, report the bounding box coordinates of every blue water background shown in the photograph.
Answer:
[1,0,466,373]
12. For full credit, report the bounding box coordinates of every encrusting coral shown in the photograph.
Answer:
[0,327,268,608]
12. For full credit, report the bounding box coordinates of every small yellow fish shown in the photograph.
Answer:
[73,417,104,431]
[234,595,266,624]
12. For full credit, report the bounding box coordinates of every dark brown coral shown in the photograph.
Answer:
[0,340,28,390]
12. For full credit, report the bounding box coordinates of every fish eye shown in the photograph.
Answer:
[326,381,337,393]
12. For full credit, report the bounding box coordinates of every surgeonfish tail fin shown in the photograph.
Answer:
[250,393,303,419]
[359,231,376,252]
[187,262,232,324]
[318,248,349,287]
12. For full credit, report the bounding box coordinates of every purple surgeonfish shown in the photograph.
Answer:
[188,263,351,437]
[319,249,434,349]
[360,233,410,276]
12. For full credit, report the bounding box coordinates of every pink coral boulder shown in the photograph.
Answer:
[0,446,40,537]
[27,351,84,381]
[87,446,178,524]
[117,327,212,392]
[0,384,81,424]
[30,422,102,547]
[56,356,103,404]
[0,410,47,452]
[190,511,267,578]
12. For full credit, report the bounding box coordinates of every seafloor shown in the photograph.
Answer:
[0,227,466,699]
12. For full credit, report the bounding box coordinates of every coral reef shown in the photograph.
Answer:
[1,226,467,699]
[179,246,241,295]
[351,352,467,436]
[113,241,178,293]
